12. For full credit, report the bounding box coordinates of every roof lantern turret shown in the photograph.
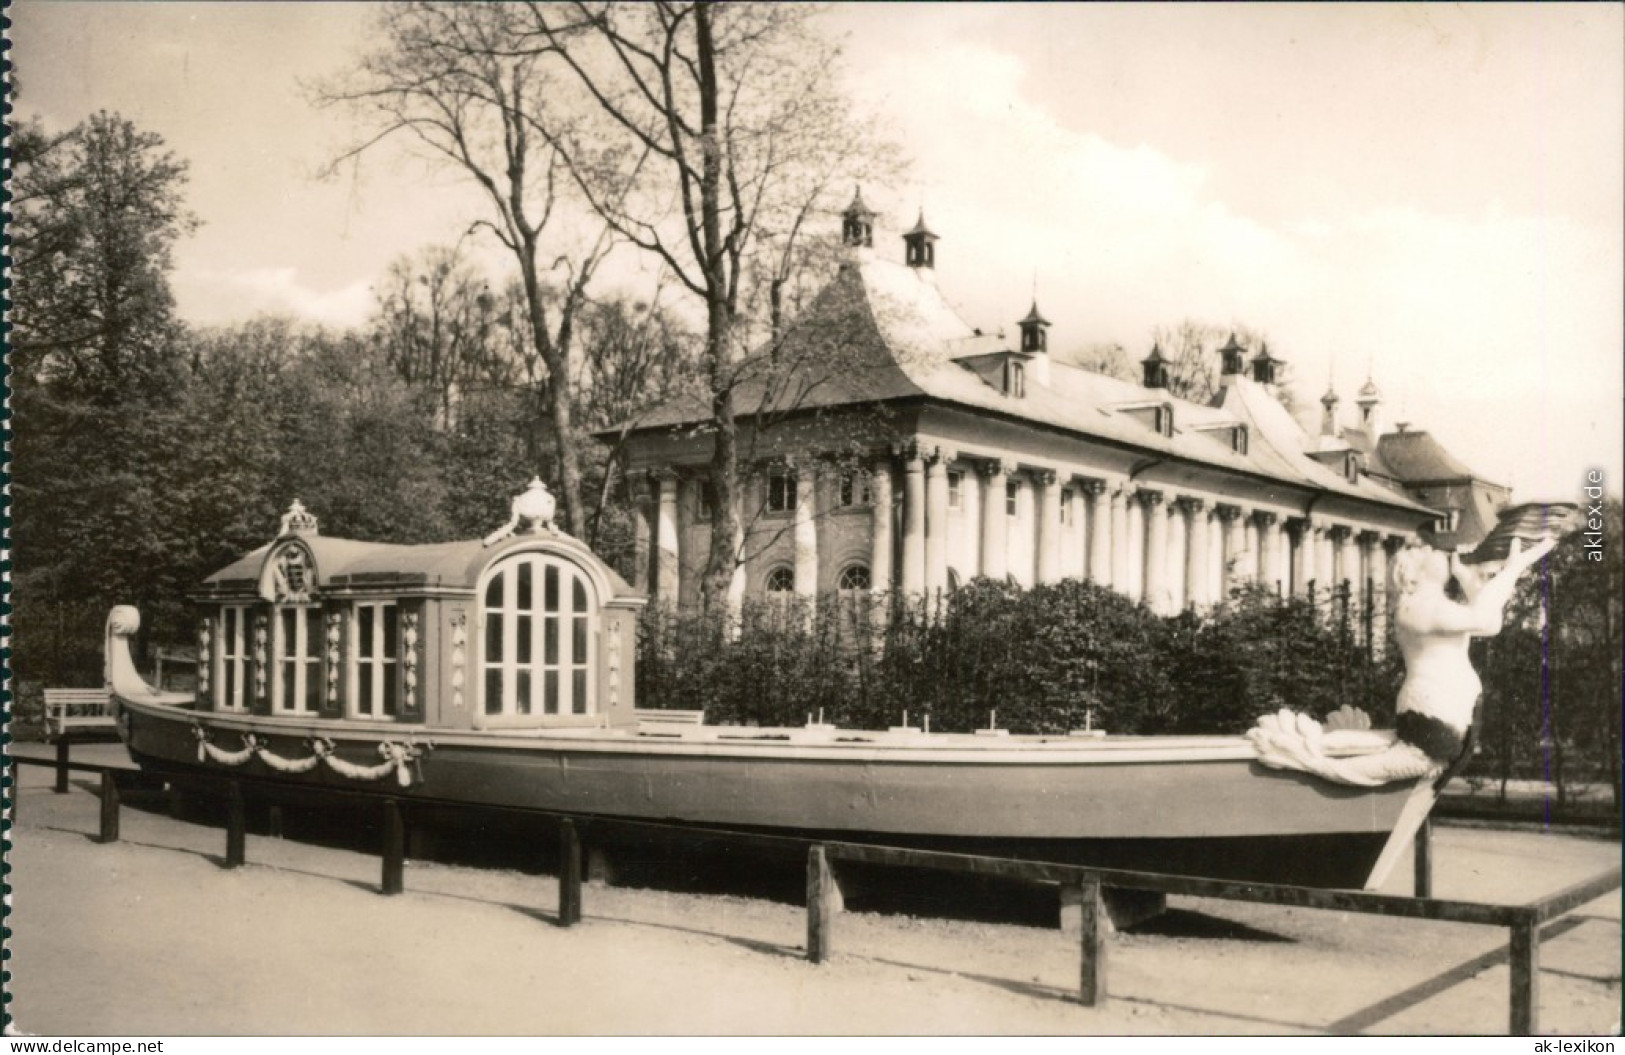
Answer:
[1219,333,1247,376]
[1250,342,1282,386]
[903,209,938,269]
[1141,342,1170,390]
[1018,300,1050,354]
[841,185,875,249]
[1320,383,1341,437]
[1356,375,1383,434]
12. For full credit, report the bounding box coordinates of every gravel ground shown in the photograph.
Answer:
[4,761,1619,1036]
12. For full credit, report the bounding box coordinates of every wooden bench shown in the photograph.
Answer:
[633,708,706,733]
[44,688,118,741]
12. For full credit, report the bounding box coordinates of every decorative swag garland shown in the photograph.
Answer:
[191,725,431,788]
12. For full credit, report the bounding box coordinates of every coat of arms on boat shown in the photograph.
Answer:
[104,483,1561,892]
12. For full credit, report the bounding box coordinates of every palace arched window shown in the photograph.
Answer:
[837,563,871,594]
[480,552,597,718]
[764,566,796,594]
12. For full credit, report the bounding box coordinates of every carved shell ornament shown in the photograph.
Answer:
[482,477,559,546]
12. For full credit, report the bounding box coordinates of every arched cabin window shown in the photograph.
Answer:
[480,552,597,719]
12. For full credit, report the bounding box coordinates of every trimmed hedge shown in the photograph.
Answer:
[637,578,1398,737]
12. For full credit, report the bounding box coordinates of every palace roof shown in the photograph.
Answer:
[614,256,1434,518]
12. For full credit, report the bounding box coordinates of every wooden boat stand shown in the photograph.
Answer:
[9,753,1619,1035]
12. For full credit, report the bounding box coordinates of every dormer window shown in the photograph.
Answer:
[1233,426,1249,455]
[1344,451,1362,483]
[1003,359,1026,398]
[1117,401,1175,437]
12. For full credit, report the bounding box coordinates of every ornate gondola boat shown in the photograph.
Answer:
[108,484,1436,891]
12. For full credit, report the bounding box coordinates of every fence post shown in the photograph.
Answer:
[1076,879,1109,1007]
[381,798,406,896]
[807,844,834,964]
[1413,817,1432,899]
[98,771,121,844]
[55,739,71,794]
[1509,914,1540,1035]
[224,781,246,869]
[558,818,582,927]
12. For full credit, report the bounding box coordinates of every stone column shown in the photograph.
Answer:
[979,459,1008,582]
[1287,517,1318,597]
[1035,470,1062,584]
[924,449,951,595]
[1216,503,1242,601]
[793,470,819,599]
[1178,497,1208,609]
[1340,527,1360,596]
[1124,487,1143,601]
[1357,529,1381,647]
[629,471,653,593]
[1327,524,1351,595]
[654,468,680,603]
[1084,479,1110,586]
[1253,511,1279,595]
[869,459,894,593]
[1382,535,1406,620]
[1166,498,1187,610]
[901,448,927,595]
[1110,484,1130,592]
[1139,489,1168,613]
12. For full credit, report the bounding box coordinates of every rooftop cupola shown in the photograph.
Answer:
[1218,333,1247,379]
[1356,375,1383,437]
[1141,342,1170,390]
[1320,383,1341,437]
[1250,342,1282,386]
[1018,301,1050,354]
[841,185,875,249]
[903,210,938,269]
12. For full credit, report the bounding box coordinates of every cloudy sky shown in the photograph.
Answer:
[12,2,1622,499]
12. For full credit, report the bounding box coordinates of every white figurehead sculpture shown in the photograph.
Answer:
[1250,535,1557,786]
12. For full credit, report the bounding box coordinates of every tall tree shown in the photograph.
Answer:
[516,1,898,608]
[10,112,199,685]
[10,111,198,403]
[315,2,624,537]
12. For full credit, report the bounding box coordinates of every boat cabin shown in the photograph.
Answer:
[188,482,645,731]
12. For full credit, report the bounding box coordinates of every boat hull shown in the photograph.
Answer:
[114,697,1421,890]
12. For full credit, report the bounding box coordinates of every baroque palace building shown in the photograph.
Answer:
[610,192,1475,618]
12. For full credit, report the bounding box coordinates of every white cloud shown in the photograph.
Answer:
[844,39,1621,495]
[178,267,376,330]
